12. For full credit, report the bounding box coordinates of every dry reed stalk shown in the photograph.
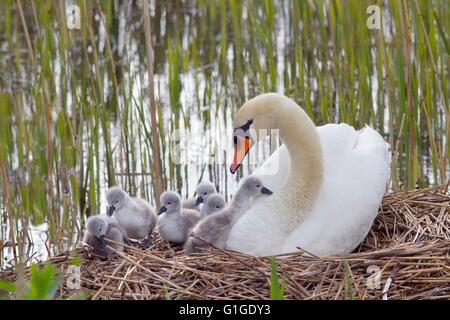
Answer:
[143,0,163,207]
[16,0,36,71]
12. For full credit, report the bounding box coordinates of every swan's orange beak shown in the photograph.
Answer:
[230,135,251,174]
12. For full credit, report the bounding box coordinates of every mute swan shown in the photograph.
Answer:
[182,182,217,211]
[84,215,129,258]
[106,186,157,248]
[226,93,390,256]
[157,191,201,244]
[184,176,273,254]
[200,193,226,218]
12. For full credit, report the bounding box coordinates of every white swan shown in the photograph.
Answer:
[226,93,390,256]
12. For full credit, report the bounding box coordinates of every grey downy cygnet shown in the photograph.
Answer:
[200,193,226,218]
[83,214,129,258]
[157,191,201,244]
[181,182,217,212]
[183,176,273,254]
[106,186,157,248]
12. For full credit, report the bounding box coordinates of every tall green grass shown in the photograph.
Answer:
[0,0,448,266]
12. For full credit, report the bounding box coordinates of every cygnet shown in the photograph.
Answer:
[182,182,217,211]
[157,191,201,244]
[183,176,272,254]
[83,214,129,258]
[200,193,226,218]
[106,186,157,248]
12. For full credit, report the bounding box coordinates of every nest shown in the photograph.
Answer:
[1,185,449,300]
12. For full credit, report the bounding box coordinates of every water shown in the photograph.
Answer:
[0,0,448,268]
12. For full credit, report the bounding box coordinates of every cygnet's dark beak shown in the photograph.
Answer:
[261,187,273,195]
[107,205,116,217]
[194,196,204,206]
[157,205,167,215]
[98,234,106,247]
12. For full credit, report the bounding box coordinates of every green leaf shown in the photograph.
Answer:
[343,259,355,300]
[23,263,61,300]
[270,257,284,300]
[70,257,81,265]
[0,280,16,292]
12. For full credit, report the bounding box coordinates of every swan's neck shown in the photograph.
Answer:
[171,209,182,218]
[124,196,135,208]
[229,192,251,225]
[235,93,324,229]
[200,205,207,217]
[279,114,323,211]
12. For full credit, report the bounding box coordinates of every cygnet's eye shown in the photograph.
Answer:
[216,205,220,209]
[204,192,207,195]
[168,201,171,205]
[115,199,119,204]
[256,184,260,188]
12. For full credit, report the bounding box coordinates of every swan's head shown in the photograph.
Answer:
[158,191,181,215]
[239,176,273,197]
[86,216,108,246]
[194,182,217,206]
[106,186,128,216]
[230,93,284,173]
[203,193,226,215]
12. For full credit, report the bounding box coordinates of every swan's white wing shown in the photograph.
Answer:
[282,124,390,255]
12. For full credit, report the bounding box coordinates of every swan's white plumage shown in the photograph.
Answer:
[226,123,390,256]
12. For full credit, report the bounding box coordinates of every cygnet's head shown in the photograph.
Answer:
[194,182,217,206]
[158,191,181,215]
[86,216,108,246]
[239,176,273,197]
[203,193,226,215]
[106,186,128,216]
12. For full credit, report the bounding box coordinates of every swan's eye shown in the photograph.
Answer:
[233,136,237,144]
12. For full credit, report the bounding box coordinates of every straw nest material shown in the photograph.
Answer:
[1,184,449,300]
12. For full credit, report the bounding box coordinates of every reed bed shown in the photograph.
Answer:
[1,184,448,300]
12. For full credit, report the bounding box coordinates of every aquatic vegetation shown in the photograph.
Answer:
[0,263,60,300]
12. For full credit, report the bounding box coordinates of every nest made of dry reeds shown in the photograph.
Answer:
[1,184,449,300]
